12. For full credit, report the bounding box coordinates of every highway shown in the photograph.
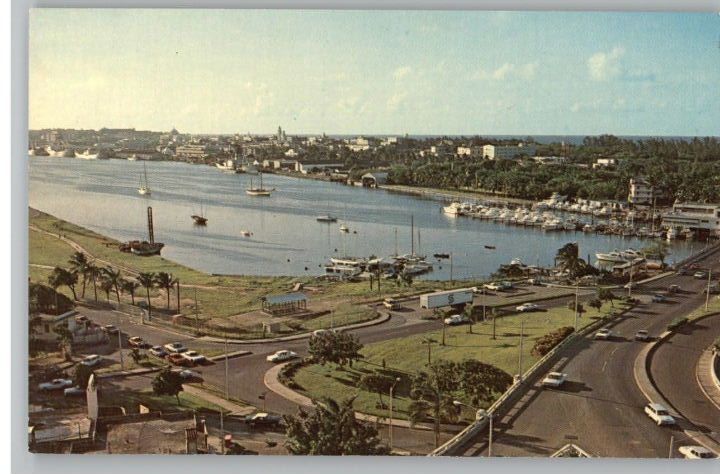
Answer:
[454,249,720,457]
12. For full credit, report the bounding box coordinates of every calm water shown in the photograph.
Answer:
[28,156,700,279]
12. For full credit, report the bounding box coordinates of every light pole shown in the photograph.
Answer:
[388,377,401,452]
[705,269,712,312]
[628,262,634,297]
[421,337,436,366]
[517,320,525,381]
[573,283,579,331]
[453,401,493,457]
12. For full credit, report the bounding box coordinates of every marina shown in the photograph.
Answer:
[28,156,700,279]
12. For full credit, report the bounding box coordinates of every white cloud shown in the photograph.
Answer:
[570,99,603,112]
[386,91,408,111]
[393,66,412,80]
[491,63,514,80]
[587,46,625,81]
[471,62,537,81]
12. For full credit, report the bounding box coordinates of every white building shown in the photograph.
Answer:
[593,158,617,169]
[662,202,720,237]
[347,137,371,152]
[628,177,662,205]
[456,146,482,157]
[533,156,567,165]
[295,162,344,174]
[482,143,536,160]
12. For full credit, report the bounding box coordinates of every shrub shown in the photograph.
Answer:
[667,317,688,331]
[531,326,575,357]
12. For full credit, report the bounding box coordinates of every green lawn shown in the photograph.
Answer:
[687,294,720,321]
[291,302,616,419]
[100,388,227,414]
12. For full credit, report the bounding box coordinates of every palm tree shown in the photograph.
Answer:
[68,252,90,297]
[154,272,177,310]
[120,278,140,306]
[101,267,123,303]
[47,266,78,301]
[86,262,99,301]
[137,272,155,319]
[409,361,459,448]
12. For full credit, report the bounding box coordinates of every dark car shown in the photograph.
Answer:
[652,293,667,303]
[245,412,283,428]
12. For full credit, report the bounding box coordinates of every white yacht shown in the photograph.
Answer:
[138,162,151,196]
[595,250,627,263]
[443,202,464,216]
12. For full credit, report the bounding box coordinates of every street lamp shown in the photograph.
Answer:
[388,377,401,452]
[453,401,493,456]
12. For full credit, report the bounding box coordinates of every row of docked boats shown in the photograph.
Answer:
[323,253,434,280]
[30,146,102,159]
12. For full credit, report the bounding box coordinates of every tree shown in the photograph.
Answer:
[597,287,616,308]
[130,347,145,365]
[358,373,395,408]
[457,359,513,407]
[642,241,671,266]
[120,278,140,305]
[152,367,184,404]
[284,397,389,455]
[154,272,177,309]
[408,360,459,448]
[74,363,95,389]
[588,298,602,314]
[137,272,156,317]
[47,267,78,301]
[308,332,363,368]
[86,262,99,301]
[99,277,113,302]
[53,324,73,359]
[102,267,123,303]
[68,252,90,298]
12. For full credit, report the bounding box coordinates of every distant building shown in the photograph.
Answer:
[263,159,298,170]
[361,172,388,188]
[533,156,567,165]
[347,136,372,152]
[175,144,208,159]
[456,146,483,157]
[482,143,536,160]
[295,162,343,174]
[430,144,453,156]
[662,202,720,238]
[628,177,663,205]
[593,158,617,169]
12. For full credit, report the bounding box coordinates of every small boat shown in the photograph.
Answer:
[240,230,253,237]
[76,149,98,160]
[443,202,464,216]
[245,173,274,196]
[138,162,151,196]
[484,245,496,250]
[317,215,338,223]
[191,215,207,226]
[216,158,236,172]
[595,250,627,263]
[339,224,349,233]
[127,154,138,161]
[433,253,450,259]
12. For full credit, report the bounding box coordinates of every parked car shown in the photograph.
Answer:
[667,284,680,294]
[128,336,148,348]
[38,378,74,391]
[312,329,337,337]
[164,342,187,354]
[541,372,567,388]
[174,369,204,383]
[678,446,717,459]
[383,298,401,310]
[103,324,119,335]
[483,282,503,291]
[181,350,207,365]
[149,346,167,358]
[652,293,667,303]
[80,354,101,367]
[634,330,651,342]
[677,267,690,276]
[63,386,85,397]
[594,328,612,340]
[443,314,469,325]
[703,284,720,295]
[516,303,540,313]
[266,350,298,363]
[694,271,709,279]
[245,412,283,427]
[167,353,190,366]
[644,403,675,426]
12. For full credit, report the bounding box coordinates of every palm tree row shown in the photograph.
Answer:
[51,252,180,316]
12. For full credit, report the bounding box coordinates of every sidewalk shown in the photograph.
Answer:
[696,349,720,411]
[183,384,256,416]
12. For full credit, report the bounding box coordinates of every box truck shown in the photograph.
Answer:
[420,288,473,309]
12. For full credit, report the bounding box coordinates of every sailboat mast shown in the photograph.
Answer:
[394,227,398,256]
[411,215,414,255]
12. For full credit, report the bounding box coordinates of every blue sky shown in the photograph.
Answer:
[29,10,720,136]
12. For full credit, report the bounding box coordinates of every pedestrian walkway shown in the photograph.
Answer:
[183,384,256,416]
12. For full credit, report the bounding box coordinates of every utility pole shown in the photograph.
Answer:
[176,279,181,312]
[450,252,454,285]
[224,332,229,400]
[118,323,124,371]
[668,435,674,459]
[488,413,493,457]
[518,321,524,381]
[574,283,579,331]
[628,263,634,297]
[706,270,712,311]
[194,288,200,335]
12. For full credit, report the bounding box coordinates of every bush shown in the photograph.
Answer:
[531,326,575,357]
[667,317,688,331]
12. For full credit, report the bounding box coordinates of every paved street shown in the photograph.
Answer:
[456,250,720,457]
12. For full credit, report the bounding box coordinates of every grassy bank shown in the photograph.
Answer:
[291,302,616,420]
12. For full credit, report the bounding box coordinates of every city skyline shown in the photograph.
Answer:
[29,10,720,136]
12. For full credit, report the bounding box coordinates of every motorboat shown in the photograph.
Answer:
[317,215,338,223]
[443,202,464,216]
[595,250,627,263]
[240,230,253,237]
[339,224,349,233]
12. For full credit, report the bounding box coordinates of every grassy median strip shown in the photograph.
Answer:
[101,388,227,414]
[291,303,615,420]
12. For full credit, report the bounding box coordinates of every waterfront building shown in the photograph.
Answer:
[347,136,372,152]
[295,162,343,174]
[593,158,617,169]
[533,156,567,165]
[482,143,536,160]
[628,177,663,205]
[175,144,208,159]
[662,202,720,237]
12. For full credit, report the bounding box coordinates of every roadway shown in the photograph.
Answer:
[456,250,720,458]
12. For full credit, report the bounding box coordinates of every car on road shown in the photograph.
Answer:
[149,346,167,358]
[164,342,187,354]
[266,350,298,363]
[38,378,74,391]
[174,369,204,383]
[644,403,675,426]
[245,412,283,428]
[678,446,717,459]
[677,267,690,276]
[312,329,337,337]
[594,328,613,340]
[63,386,85,397]
[634,330,651,342]
[167,353,190,366]
[443,314,470,325]
[516,303,540,313]
[652,293,667,303]
[103,324,119,335]
[483,282,503,291]
[694,271,709,279]
[541,372,567,388]
[128,336,148,348]
[703,284,720,295]
[80,354,101,367]
[181,350,207,365]
[667,284,681,294]
[383,298,401,310]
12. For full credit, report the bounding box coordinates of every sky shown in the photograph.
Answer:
[29,9,720,136]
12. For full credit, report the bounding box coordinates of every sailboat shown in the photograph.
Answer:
[191,203,208,226]
[138,162,151,196]
[245,172,274,196]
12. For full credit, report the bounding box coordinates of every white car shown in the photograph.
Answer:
[312,329,337,337]
[164,342,187,354]
[63,386,85,397]
[678,446,717,459]
[181,350,206,365]
[38,378,74,391]
[644,403,676,426]
[541,371,567,388]
[634,330,650,342]
[484,282,502,291]
[516,303,540,313]
[266,350,298,363]
[594,328,613,340]
[80,354,101,367]
[444,314,469,325]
